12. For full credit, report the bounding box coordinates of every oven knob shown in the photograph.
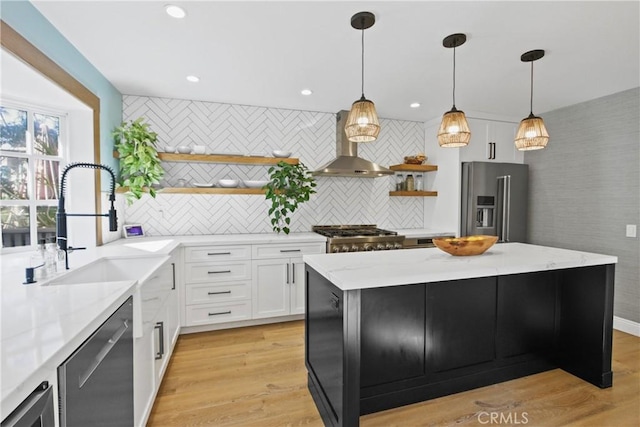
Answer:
[351,245,360,252]
[385,243,395,250]
[376,243,386,251]
[341,245,350,252]
[332,247,340,253]
[394,242,403,249]
[363,244,374,251]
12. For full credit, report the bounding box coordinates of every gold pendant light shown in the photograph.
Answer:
[515,49,549,151]
[345,12,380,143]
[438,33,471,148]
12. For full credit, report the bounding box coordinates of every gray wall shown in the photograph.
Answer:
[526,87,640,323]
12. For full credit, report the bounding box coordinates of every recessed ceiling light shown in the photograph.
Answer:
[186,75,199,83]
[410,102,421,108]
[165,5,186,19]
[301,89,313,96]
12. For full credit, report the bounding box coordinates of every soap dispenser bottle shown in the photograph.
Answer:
[30,239,47,281]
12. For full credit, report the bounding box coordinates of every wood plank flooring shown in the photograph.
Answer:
[149,321,639,426]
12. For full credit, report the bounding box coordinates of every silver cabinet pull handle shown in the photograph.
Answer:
[280,249,301,253]
[286,263,290,284]
[208,291,231,295]
[154,321,164,360]
[207,252,231,256]
[79,320,129,388]
[208,270,231,274]
[171,262,176,290]
[208,311,231,316]
[292,263,296,284]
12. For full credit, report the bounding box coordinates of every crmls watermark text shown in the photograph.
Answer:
[477,411,529,424]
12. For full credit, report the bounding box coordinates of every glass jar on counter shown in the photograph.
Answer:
[415,174,423,191]
[406,174,415,191]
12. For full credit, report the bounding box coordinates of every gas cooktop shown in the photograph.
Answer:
[312,225,404,253]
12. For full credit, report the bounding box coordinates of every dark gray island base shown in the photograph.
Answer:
[304,264,615,427]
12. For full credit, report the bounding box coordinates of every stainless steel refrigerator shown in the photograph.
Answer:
[461,162,528,242]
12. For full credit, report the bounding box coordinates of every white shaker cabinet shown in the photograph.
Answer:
[461,119,524,164]
[183,245,253,326]
[134,248,180,427]
[251,243,324,319]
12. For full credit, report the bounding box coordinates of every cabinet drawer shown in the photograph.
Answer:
[252,243,325,259]
[185,301,252,326]
[185,245,251,262]
[185,281,251,305]
[185,260,251,283]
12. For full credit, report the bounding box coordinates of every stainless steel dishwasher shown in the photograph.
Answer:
[58,297,134,427]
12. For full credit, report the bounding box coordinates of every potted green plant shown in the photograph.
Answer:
[265,161,317,234]
[113,118,165,204]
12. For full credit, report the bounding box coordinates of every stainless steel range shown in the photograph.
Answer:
[313,225,404,253]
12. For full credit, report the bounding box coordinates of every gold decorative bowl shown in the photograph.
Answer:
[432,235,499,256]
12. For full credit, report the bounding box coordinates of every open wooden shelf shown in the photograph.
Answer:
[117,187,267,195]
[157,153,298,165]
[389,164,438,172]
[389,191,438,197]
[160,187,266,195]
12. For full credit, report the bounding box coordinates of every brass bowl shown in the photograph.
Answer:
[432,235,498,256]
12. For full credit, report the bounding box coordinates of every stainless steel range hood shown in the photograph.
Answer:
[313,111,393,178]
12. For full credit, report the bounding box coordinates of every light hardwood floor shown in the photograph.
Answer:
[149,321,639,426]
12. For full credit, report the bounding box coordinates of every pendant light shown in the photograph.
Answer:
[345,12,380,143]
[437,33,471,148]
[514,49,549,151]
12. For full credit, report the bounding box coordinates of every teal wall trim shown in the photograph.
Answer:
[0,0,122,184]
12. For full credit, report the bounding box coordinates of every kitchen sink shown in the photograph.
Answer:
[44,255,170,286]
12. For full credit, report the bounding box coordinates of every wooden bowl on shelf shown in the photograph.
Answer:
[403,155,427,165]
[432,235,498,256]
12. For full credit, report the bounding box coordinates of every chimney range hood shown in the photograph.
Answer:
[313,111,393,178]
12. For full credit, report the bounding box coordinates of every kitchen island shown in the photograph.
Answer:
[303,243,617,427]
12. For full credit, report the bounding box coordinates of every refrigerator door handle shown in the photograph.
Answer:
[497,176,510,243]
[505,175,511,242]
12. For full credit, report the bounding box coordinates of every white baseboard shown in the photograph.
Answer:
[613,316,640,337]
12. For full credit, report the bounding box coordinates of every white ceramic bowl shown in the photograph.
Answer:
[177,146,192,154]
[218,179,239,188]
[243,179,270,188]
[193,145,206,154]
[272,150,292,158]
[164,146,176,153]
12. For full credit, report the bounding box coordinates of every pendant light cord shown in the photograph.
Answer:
[529,61,534,115]
[452,43,457,108]
[360,20,365,97]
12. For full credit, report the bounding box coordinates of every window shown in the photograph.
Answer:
[1,103,65,249]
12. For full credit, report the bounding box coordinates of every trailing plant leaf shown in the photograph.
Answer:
[264,161,316,234]
[113,118,165,205]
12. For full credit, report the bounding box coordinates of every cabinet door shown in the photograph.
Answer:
[252,259,290,318]
[290,258,306,314]
[134,322,155,427]
[427,277,496,372]
[361,284,426,388]
[165,283,180,349]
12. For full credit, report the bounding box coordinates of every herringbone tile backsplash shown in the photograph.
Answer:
[123,95,425,235]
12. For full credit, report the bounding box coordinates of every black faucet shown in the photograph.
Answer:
[57,162,118,269]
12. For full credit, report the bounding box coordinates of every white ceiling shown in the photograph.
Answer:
[31,0,639,122]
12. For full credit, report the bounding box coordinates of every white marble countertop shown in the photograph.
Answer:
[303,243,618,291]
[0,231,324,418]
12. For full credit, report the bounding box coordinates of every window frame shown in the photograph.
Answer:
[1,99,68,253]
